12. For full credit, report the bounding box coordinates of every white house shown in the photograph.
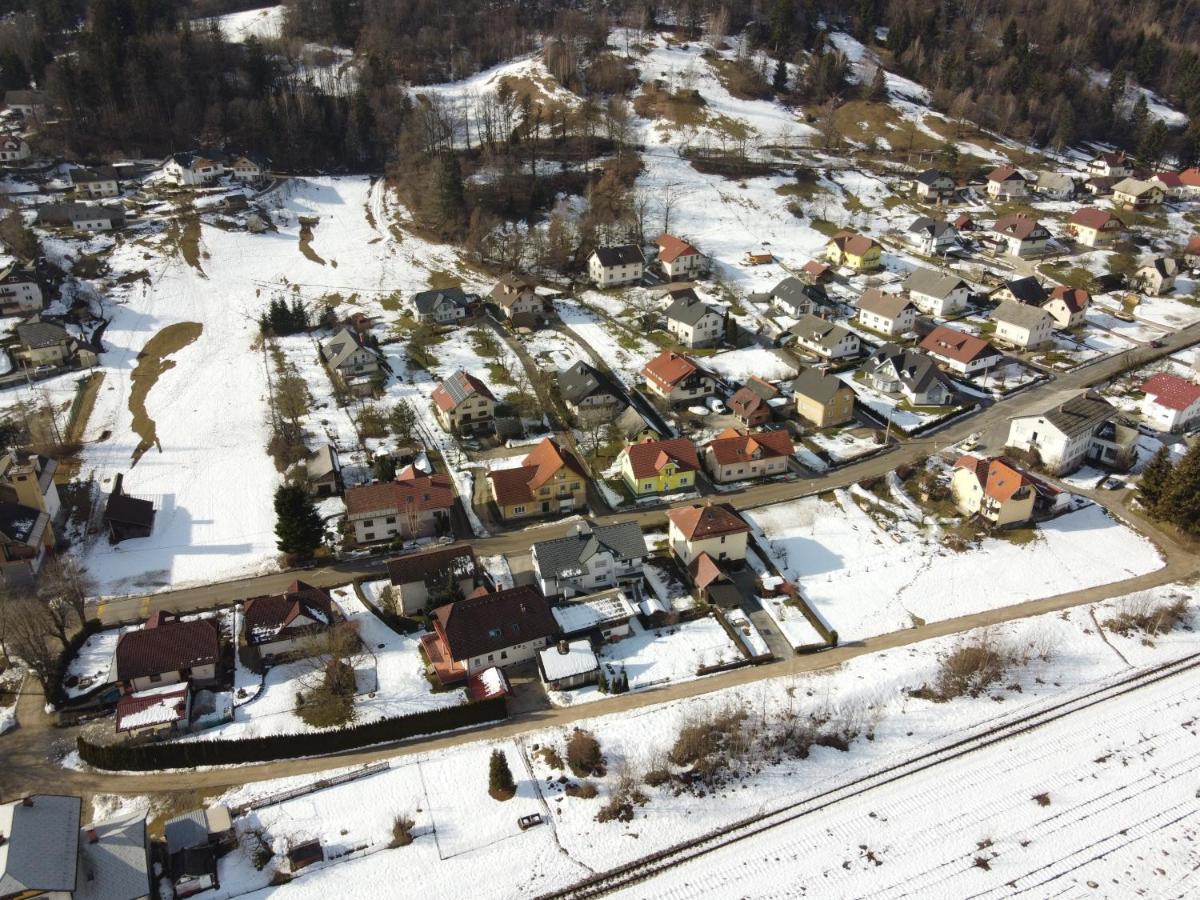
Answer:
[903,268,971,317]
[862,345,955,406]
[429,586,558,677]
[988,214,1051,257]
[588,245,645,287]
[992,301,1054,350]
[0,264,42,315]
[71,165,120,198]
[856,289,917,337]
[986,166,1027,199]
[666,503,750,567]
[1087,151,1132,178]
[162,151,224,186]
[913,168,955,201]
[531,521,645,598]
[664,290,724,348]
[919,325,1002,376]
[656,233,703,279]
[906,217,958,255]
[0,134,30,162]
[1006,394,1136,474]
[1141,372,1200,433]
[788,314,861,360]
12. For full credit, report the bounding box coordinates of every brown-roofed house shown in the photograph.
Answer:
[656,233,703,279]
[702,427,794,485]
[987,214,1051,256]
[951,455,1036,526]
[487,437,588,521]
[856,288,917,338]
[667,503,749,566]
[103,473,155,544]
[114,612,221,694]
[986,166,1026,199]
[431,369,497,436]
[825,231,882,271]
[618,436,700,497]
[919,325,1002,375]
[641,350,718,405]
[1044,285,1090,328]
[490,274,546,326]
[1066,207,1123,247]
[728,377,779,426]
[385,544,480,616]
[242,581,339,660]
[344,473,455,544]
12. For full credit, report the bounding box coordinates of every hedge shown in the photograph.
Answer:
[78,696,508,771]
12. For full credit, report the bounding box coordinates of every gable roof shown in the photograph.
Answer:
[432,369,496,411]
[1035,171,1075,192]
[998,276,1048,305]
[991,214,1046,241]
[75,811,152,900]
[71,165,119,184]
[533,521,646,578]
[792,366,850,404]
[666,294,723,328]
[0,499,46,545]
[487,438,587,506]
[386,543,477,586]
[687,551,726,590]
[768,276,826,312]
[829,231,878,257]
[993,300,1052,330]
[705,428,793,466]
[114,616,220,682]
[433,586,557,661]
[642,351,707,389]
[656,233,701,262]
[614,405,662,441]
[558,360,621,406]
[242,581,335,646]
[1068,207,1120,230]
[1187,235,1200,255]
[16,319,70,349]
[321,327,375,369]
[104,486,155,530]
[858,288,914,320]
[344,473,454,517]
[987,165,1024,183]
[915,168,952,186]
[592,245,645,267]
[919,325,999,365]
[1113,176,1159,197]
[622,436,699,478]
[667,503,749,541]
[1047,285,1090,314]
[789,314,856,351]
[729,377,778,418]
[0,795,81,897]
[866,345,951,395]
[1180,168,1200,187]
[412,287,470,315]
[955,454,1032,504]
[490,273,538,307]
[903,268,969,300]
[1142,372,1200,411]
[1033,394,1116,438]
[908,216,956,238]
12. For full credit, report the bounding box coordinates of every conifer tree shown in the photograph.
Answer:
[1157,441,1200,533]
[274,484,325,558]
[488,748,516,800]
[1137,445,1174,512]
[772,58,788,93]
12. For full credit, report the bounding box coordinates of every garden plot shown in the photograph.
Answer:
[756,592,828,651]
[517,328,590,374]
[1086,309,1168,344]
[746,490,1163,642]
[839,375,967,434]
[1134,294,1200,330]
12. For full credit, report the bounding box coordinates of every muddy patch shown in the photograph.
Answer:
[298,223,328,265]
[129,322,203,466]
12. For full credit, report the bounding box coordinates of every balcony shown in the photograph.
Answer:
[420,633,467,686]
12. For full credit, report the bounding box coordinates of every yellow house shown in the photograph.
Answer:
[487,438,589,521]
[951,455,1037,527]
[826,231,882,271]
[618,437,700,496]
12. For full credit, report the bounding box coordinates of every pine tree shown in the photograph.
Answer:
[488,748,516,800]
[274,483,325,558]
[435,153,466,233]
[1157,441,1200,533]
[390,401,416,442]
[867,65,887,101]
[1137,445,1174,512]
[288,299,309,332]
[769,0,794,52]
[373,455,396,482]
[772,58,789,93]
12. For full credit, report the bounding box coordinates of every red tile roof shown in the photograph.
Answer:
[920,325,997,365]
[667,503,749,541]
[1187,235,1200,255]
[1067,207,1119,230]
[687,551,725,590]
[729,382,774,419]
[1142,372,1200,411]
[801,260,830,278]
[1048,285,1090,314]
[115,684,190,732]
[115,616,220,682]
[242,581,335,645]
[1152,172,1183,188]
[987,165,1023,182]
[623,437,699,478]
[431,370,496,412]
[642,351,703,389]
[992,214,1044,240]
[1181,168,1200,187]
[830,231,878,257]
[344,474,455,516]
[656,233,701,263]
[954,454,1032,504]
[486,438,586,506]
[704,428,793,466]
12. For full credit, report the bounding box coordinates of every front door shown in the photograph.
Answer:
[542,501,550,513]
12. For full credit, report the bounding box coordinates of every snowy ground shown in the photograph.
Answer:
[63,628,123,698]
[747,489,1163,642]
[702,348,797,383]
[211,5,285,42]
[555,296,655,387]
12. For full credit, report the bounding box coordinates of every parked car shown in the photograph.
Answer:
[706,396,726,414]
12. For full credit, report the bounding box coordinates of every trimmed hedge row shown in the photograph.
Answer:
[78,696,507,771]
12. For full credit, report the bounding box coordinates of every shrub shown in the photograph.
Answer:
[643,769,672,787]
[566,730,603,777]
[390,814,415,847]
[913,637,1008,702]
[489,748,516,801]
[1103,596,1189,638]
[669,709,746,767]
[537,746,564,770]
[565,781,598,799]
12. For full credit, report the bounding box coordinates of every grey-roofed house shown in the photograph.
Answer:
[615,404,664,443]
[0,794,82,898]
[665,294,725,348]
[71,165,121,199]
[297,443,341,497]
[791,366,855,427]
[321,327,382,396]
[558,360,624,419]
[754,276,827,319]
[14,318,96,369]
[992,301,1054,350]
[1034,171,1076,200]
[76,811,152,900]
[411,287,477,325]
[863,345,955,406]
[35,201,124,231]
[913,168,955,200]
[905,217,958,255]
[1007,393,1136,473]
[165,807,233,897]
[992,276,1048,307]
[856,289,917,337]
[531,520,646,598]
[788,314,861,360]
[588,245,645,287]
[902,268,971,317]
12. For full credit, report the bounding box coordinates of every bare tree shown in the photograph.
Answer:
[37,555,94,630]
[4,595,64,695]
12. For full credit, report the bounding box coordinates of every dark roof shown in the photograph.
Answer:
[0,499,44,544]
[1038,394,1117,439]
[104,478,155,530]
[557,360,622,406]
[533,521,645,578]
[114,616,220,682]
[164,810,210,854]
[0,795,81,897]
[792,366,850,404]
[16,319,71,349]
[865,345,952,395]
[667,503,749,541]
[432,369,496,410]
[915,168,952,186]
[766,276,826,313]
[412,287,471,315]
[433,586,558,661]
[71,165,119,183]
[242,581,335,646]
[665,295,723,327]
[908,216,956,238]
[592,245,645,267]
[999,276,1048,305]
[788,314,857,351]
[387,544,478,587]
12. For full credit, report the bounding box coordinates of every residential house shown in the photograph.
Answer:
[162,151,224,186]
[862,345,955,406]
[656,233,703,279]
[1136,257,1179,295]
[588,245,645,287]
[856,288,917,337]
[728,376,779,426]
[431,369,497,435]
[903,268,971,317]
[1186,235,1200,268]
[1083,175,1121,197]
[0,449,60,527]
[75,809,154,899]
[665,292,725,348]
[1043,285,1090,329]
[0,499,52,581]
[4,88,50,117]
[992,301,1054,350]
[0,795,83,899]
[615,404,664,443]
[0,263,42,315]
[103,472,155,543]
[800,260,833,284]
[641,350,718,405]
[344,470,455,543]
[321,327,381,396]
[702,427,793,484]
[71,165,120,198]
[788,314,861,360]
[1065,207,1123,247]
[666,502,749,567]
[411,287,475,324]
[36,201,124,231]
[385,544,480,616]
[1112,177,1163,209]
[792,366,855,427]
[987,214,1051,257]
[558,360,624,420]
[538,639,600,691]
[296,444,341,497]
[1033,171,1076,200]
[165,806,234,897]
[424,585,558,682]
[1181,167,1200,199]
[242,581,338,661]
[531,520,645,598]
[920,325,1002,376]
[953,213,976,232]
[0,133,30,162]
[549,588,637,641]
[825,231,882,271]
[489,274,547,327]
[113,611,220,694]
[13,318,96,369]
[906,217,959,255]
[754,275,827,318]
[486,437,588,521]
[116,682,192,736]
[226,153,266,182]
[991,276,1048,307]
[1141,372,1200,432]
[1150,171,1185,200]
[617,435,699,497]
[951,455,1037,527]
[985,166,1027,199]
[913,168,955,201]
[1087,151,1132,178]
[1006,393,1137,474]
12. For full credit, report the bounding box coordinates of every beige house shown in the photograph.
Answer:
[588,245,645,287]
[856,289,917,337]
[241,581,339,660]
[13,318,96,370]
[385,544,480,616]
[667,503,749,567]
[702,428,793,484]
[1065,208,1123,247]
[656,234,703,279]
[993,301,1054,350]
[431,369,497,435]
[344,470,455,544]
[1043,286,1089,329]
[792,367,855,428]
[1112,177,1164,209]
[985,166,1027,199]
[490,274,547,327]
[951,455,1037,527]
[487,437,588,521]
[641,351,717,405]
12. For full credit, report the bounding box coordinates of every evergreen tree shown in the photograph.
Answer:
[273,483,325,558]
[641,1,656,33]
[373,455,397,482]
[1157,441,1200,533]
[435,153,466,233]
[772,58,789,93]
[770,0,794,52]
[1137,120,1168,170]
[288,298,309,332]
[867,65,888,101]
[1129,94,1150,142]
[1138,445,1174,512]
[389,401,416,442]
[488,748,516,800]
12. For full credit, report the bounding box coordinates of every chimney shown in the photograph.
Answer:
[557,640,569,654]
[86,828,99,844]
[112,472,124,497]
[21,797,33,807]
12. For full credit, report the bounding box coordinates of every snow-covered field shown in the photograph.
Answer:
[702,348,797,383]
[212,5,285,42]
[747,490,1163,642]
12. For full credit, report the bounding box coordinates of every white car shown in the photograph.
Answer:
[706,396,727,414]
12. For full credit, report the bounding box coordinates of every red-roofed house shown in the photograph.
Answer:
[1185,235,1200,268]
[986,166,1027,199]
[617,436,699,497]
[800,260,833,284]
[1087,151,1131,179]
[114,612,221,694]
[987,214,1051,256]
[825,231,882,271]
[431,369,497,436]
[951,455,1036,526]
[640,351,718,405]
[1065,208,1123,247]
[1043,285,1090,329]
[1141,372,1200,432]
[1182,168,1200,199]
[728,377,779,426]
[486,437,588,521]
[241,581,339,660]
[344,473,455,544]
[919,325,1002,375]
[1150,172,1185,200]
[667,503,749,566]
[116,683,192,736]
[656,233,703,279]
[702,427,794,484]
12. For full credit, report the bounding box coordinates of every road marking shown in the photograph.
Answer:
[96,602,107,619]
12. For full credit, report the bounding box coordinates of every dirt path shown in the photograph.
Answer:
[128,322,203,465]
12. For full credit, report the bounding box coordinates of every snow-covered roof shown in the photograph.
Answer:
[538,640,599,681]
[551,590,638,636]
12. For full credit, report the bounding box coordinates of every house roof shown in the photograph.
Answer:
[431,369,496,411]
[115,683,190,732]
[993,300,1052,330]
[1113,176,1158,197]
[1092,151,1127,167]
[1180,168,1200,187]
[1035,171,1075,191]
[1033,394,1116,439]
[792,366,850,404]
[907,216,956,238]
[955,454,1032,504]
[0,499,47,545]
[666,294,722,328]
[623,436,699,478]
[866,345,951,395]
[829,231,878,256]
[1047,285,1090,314]
[412,287,470,315]
[687,551,726,590]
[386,543,477,586]
[433,585,558,661]
[75,811,151,900]
[487,438,586,506]
[321,327,375,369]
[489,273,538,307]
[36,202,124,226]
[114,616,220,682]
[767,276,826,312]
[642,351,707,389]
[1141,257,1179,278]
[0,795,81,897]
[1142,372,1200,411]
[1186,235,1200,255]
[801,260,830,279]
[705,427,793,466]
[549,588,637,636]
[992,214,1046,240]
[915,168,952,186]
[1068,207,1119,230]
[71,165,119,184]
[103,488,154,530]
[558,360,621,406]
[667,503,749,541]
[16,319,70,349]
[615,404,660,441]
[858,288,914,320]
[592,245,645,267]
[728,377,778,418]
[344,473,454,517]
[952,213,975,229]
[903,268,969,300]
[789,314,856,351]
[999,276,1048,305]
[919,325,999,365]
[656,233,700,263]
[533,521,645,579]
[242,581,335,646]
[987,166,1024,182]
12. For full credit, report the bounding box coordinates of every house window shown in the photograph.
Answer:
[488,653,494,662]
[363,518,374,526]
[501,651,508,660]
[149,673,162,683]
[364,533,375,541]
[513,506,526,514]
[385,517,396,524]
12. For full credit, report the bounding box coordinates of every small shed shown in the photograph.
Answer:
[537,639,599,691]
[287,839,324,872]
[103,473,155,543]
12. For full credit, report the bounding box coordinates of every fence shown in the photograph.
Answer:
[232,761,391,815]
